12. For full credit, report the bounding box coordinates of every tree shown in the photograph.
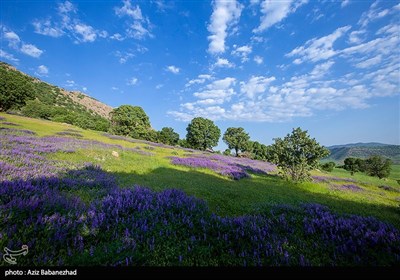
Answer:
[343,157,364,175]
[321,161,336,172]
[223,127,250,156]
[0,66,35,111]
[266,127,330,181]
[186,117,221,151]
[109,105,151,139]
[250,141,268,160]
[365,155,391,179]
[223,149,232,156]
[158,127,180,145]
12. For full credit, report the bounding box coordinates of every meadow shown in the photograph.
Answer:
[1,113,399,266]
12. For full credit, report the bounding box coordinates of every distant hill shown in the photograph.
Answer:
[324,143,400,164]
[0,62,113,119]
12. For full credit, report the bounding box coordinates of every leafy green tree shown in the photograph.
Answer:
[177,139,190,148]
[365,155,392,179]
[143,129,159,142]
[250,141,268,160]
[266,127,330,181]
[158,127,180,145]
[223,149,232,156]
[343,157,364,175]
[321,161,336,172]
[223,127,250,156]
[0,66,35,111]
[186,117,221,151]
[110,105,151,139]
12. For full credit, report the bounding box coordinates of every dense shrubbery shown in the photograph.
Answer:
[321,162,336,172]
[0,63,35,111]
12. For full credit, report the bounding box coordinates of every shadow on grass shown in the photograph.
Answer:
[109,166,400,228]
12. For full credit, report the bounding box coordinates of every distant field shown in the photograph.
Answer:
[1,113,399,266]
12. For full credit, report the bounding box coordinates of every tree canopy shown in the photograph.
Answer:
[223,127,250,156]
[186,117,221,151]
[109,105,151,139]
[0,66,35,111]
[158,127,180,146]
[267,127,330,181]
[365,155,391,179]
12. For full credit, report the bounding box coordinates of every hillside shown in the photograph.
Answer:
[0,62,113,119]
[1,113,399,266]
[324,143,400,164]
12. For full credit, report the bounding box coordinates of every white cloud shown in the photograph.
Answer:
[358,1,390,27]
[0,49,19,62]
[207,0,243,54]
[155,84,164,90]
[193,77,236,101]
[111,86,119,91]
[253,0,308,33]
[110,33,124,41]
[36,65,49,76]
[65,80,76,87]
[341,0,350,8]
[33,19,64,37]
[4,31,20,48]
[213,57,234,68]
[231,45,252,62]
[286,25,350,64]
[73,23,97,42]
[254,56,263,64]
[114,0,143,20]
[114,51,134,64]
[355,55,382,69]
[20,44,43,58]
[114,0,152,40]
[240,76,276,99]
[32,1,105,43]
[58,1,75,14]
[166,65,180,74]
[185,74,212,87]
[348,30,366,44]
[127,77,138,86]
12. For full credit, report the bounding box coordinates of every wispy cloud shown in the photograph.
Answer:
[254,56,263,64]
[231,45,252,62]
[33,19,64,37]
[286,25,351,64]
[253,0,308,33]
[32,1,106,43]
[212,57,234,69]
[341,0,350,8]
[358,1,390,27]
[240,76,276,99]
[207,0,243,54]
[127,77,138,86]
[35,65,49,76]
[114,0,153,39]
[166,65,180,74]
[185,74,212,87]
[20,44,43,58]
[0,49,19,63]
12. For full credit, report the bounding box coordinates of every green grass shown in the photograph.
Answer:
[1,112,399,228]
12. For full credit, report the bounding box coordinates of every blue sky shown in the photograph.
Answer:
[1,0,399,149]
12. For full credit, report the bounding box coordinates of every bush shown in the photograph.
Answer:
[321,162,336,172]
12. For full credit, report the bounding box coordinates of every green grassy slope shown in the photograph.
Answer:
[1,112,399,228]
